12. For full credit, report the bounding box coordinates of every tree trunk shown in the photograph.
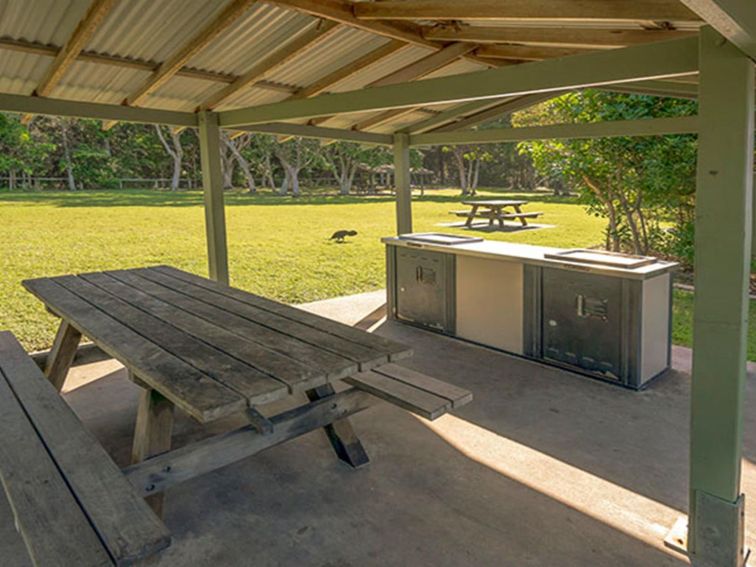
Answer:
[453,147,468,194]
[60,122,76,191]
[223,134,256,193]
[154,126,184,190]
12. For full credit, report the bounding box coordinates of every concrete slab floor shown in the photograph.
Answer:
[2,291,754,566]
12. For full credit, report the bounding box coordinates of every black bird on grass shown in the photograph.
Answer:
[330,229,358,243]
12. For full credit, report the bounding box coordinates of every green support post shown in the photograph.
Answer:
[393,132,412,235]
[198,111,230,285]
[688,27,753,566]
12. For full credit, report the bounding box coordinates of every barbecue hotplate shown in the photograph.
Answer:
[544,249,657,269]
[398,233,484,246]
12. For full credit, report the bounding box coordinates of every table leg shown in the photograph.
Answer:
[306,384,369,468]
[465,205,478,228]
[44,320,82,392]
[131,377,175,517]
[514,204,528,226]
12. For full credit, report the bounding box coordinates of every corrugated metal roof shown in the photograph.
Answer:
[0,0,703,135]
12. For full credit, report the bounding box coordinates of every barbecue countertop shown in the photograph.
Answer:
[382,234,677,280]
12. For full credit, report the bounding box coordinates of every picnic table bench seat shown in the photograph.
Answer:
[0,331,170,567]
[346,363,472,420]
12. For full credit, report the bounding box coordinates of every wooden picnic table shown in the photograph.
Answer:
[457,199,542,228]
[22,265,470,526]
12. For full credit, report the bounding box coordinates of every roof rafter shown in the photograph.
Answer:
[34,0,117,97]
[102,0,257,129]
[322,42,478,130]
[218,36,699,127]
[400,98,518,134]
[22,0,117,123]
[199,19,341,110]
[264,0,436,48]
[475,45,594,61]
[0,92,197,127]
[0,37,296,95]
[422,26,697,48]
[265,0,498,68]
[354,0,702,23]
[4,38,297,99]
[680,1,756,60]
[291,39,406,99]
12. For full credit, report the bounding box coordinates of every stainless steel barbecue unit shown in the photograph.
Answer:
[384,234,678,390]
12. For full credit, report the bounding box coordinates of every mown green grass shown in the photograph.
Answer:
[0,187,751,358]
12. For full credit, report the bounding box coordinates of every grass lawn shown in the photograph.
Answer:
[0,187,752,359]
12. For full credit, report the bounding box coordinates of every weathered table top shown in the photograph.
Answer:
[461,199,528,208]
[24,266,411,423]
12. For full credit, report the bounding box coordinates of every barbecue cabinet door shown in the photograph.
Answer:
[395,248,452,332]
[541,268,623,380]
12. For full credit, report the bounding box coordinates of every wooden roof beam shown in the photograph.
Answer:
[354,0,702,23]
[475,45,595,61]
[0,37,296,95]
[680,1,756,61]
[265,0,498,68]
[423,26,698,48]
[218,36,699,127]
[102,0,256,129]
[34,0,117,97]
[315,42,478,128]
[264,0,436,48]
[291,39,406,99]
[199,19,341,110]
[22,0,117,123]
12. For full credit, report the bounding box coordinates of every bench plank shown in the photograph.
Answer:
[0,349,111,566]
[23,278,245,423]
[372,364,473,408]
[0,332,171,565]
[153,265,412,362]
[345,371,452,420]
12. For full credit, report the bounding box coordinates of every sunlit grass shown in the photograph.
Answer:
[0,187,751,358]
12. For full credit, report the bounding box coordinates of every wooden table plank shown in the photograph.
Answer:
[54,275,288,406]
[0,333,171,564]
[82,272,313,398]
[0,364,112,567]
[149,266,412,366]
[137,268,388,370]
[109,270,358,383]
[23,278,245,423]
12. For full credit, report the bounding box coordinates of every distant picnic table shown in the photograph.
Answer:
[453,199,543,228]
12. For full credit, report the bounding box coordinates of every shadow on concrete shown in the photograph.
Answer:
[36,354,692,566]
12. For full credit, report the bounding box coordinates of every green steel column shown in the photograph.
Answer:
[689,27,753,564]
[198,111,230,285]
[393,132,413,235]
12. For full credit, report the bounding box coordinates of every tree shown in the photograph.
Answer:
[321,142,391,195]
[222,132,256,193]
[154,125,184,190]
[274,137,322,196]
[517,91,697,256]
[0,114,53,189]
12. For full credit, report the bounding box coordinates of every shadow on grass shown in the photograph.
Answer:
[0,188,579,208]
